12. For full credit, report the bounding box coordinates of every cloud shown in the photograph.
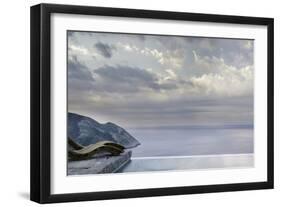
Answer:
[93,65,178,93]
[139,47,184,69]
[68,31,75,37]
[165,69,177,80]
[94,42,116,58]
[69,91,253,128]
[243,41,253,49]
[68,56,95,90]
[69,44,89,55]
[190,51,253,97]
[67,31,254,127]
[118,43,140,52]
[95,65,156,82]
[154,49,184,69]
[118,42,184,70]
[137,35,146,41]
[191,38,254,68]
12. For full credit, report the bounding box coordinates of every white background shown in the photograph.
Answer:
[0,0,279,206]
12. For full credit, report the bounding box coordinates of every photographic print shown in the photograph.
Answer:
[31,4,273,203]
[67,31,254,175]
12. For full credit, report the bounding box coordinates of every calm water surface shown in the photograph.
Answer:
[119,126,254,173]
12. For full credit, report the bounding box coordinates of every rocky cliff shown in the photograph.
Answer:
[68,112,140,148]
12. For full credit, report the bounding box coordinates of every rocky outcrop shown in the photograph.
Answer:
[68,112,140,148]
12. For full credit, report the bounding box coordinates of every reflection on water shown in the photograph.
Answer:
[118,154,254,173]
[120,127,254,173]
[128,127,253,157]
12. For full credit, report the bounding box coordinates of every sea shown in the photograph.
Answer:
[118,125,254,173]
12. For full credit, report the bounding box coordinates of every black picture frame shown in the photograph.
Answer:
[30,3,274,204]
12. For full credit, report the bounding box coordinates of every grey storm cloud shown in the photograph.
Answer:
[137,34,146,41]
[95,65,156,83]
[68,31,74,38]
[68,56,95,90]
[94,65,178,92]
[94,42,116,58]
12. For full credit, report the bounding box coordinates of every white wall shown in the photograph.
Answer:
[0,0,279,206]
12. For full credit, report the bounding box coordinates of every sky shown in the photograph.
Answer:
[67,31,254,128]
